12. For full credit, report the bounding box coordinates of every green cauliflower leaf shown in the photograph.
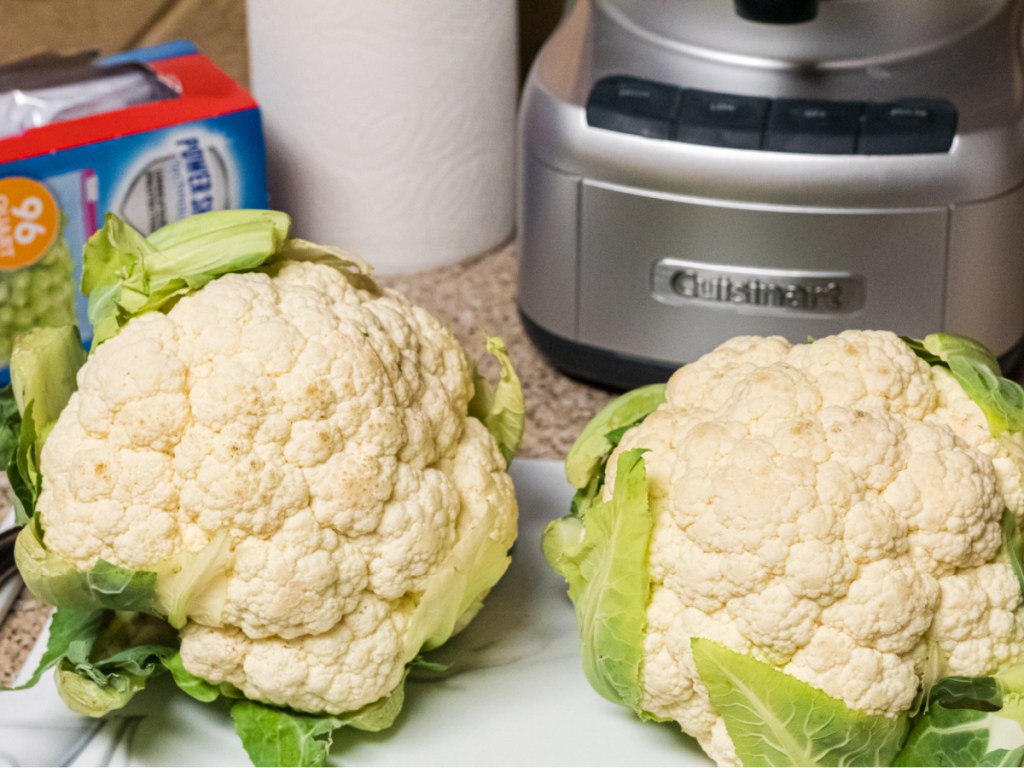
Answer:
[84,210,290,346]
[904,333,1024,436]
[692,638,909,767]
[469,335,526,468]
[896,668,1024,767]
[230,675,407,767]
[544,449,655,717]
[9,607,177,716]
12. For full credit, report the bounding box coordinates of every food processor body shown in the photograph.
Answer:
[517,0,1024,388]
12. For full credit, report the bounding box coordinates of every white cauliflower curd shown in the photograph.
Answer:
[44,258,516,713]
[5,211,523,766]
[545,329,1024,768]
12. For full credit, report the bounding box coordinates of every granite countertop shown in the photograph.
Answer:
[0,242,617,686]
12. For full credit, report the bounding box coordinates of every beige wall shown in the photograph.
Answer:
[0,0,249,85]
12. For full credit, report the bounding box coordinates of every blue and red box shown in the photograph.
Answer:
[0,40,268,381]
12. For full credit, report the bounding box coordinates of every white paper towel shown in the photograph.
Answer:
[248,0,518,273]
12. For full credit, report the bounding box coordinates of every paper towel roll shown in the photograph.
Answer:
[248,0,518,273]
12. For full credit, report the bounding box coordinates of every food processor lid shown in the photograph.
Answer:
[596,0,1010,68]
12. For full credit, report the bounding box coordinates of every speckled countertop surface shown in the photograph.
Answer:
[0,242,617,686]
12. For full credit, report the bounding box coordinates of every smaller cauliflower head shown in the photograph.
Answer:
[545,330,1024,768]
[9,212,523,741]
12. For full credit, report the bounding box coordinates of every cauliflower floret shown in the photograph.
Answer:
[599,329,1024,763]
[35,260,518,715]
[930,563,1024,674]
[784,627,921,714]
[181,594,408,714]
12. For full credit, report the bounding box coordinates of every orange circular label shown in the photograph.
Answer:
[0,176,60,270]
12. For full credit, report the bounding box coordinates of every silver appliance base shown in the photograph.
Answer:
[521,307,1024,392]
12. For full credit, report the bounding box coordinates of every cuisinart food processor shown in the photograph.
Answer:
[517,0,1024,389]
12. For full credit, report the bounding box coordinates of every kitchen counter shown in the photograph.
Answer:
[0,241,617,686]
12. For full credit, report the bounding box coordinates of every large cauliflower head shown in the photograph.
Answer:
[548,329,1024,766]
[23,255,518,716]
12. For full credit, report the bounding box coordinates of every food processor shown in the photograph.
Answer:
[517,0,1024,388]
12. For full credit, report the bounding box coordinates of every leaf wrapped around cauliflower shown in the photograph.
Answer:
[3,210,524,767]
[545,329,1024,767]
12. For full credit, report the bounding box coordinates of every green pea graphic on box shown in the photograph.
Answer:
[0,176,76,366]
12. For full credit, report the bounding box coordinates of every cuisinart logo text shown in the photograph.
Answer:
[652,259,865,315]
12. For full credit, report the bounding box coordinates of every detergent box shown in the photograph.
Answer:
[0,41,268,383]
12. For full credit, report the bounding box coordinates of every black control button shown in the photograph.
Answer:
[673,89,770,149]
[859,99,957,154]
[765,99,864,154]
[586,76,682,140]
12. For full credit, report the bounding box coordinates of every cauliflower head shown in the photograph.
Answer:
[6,211,522,761]
[546,329,1024,767]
